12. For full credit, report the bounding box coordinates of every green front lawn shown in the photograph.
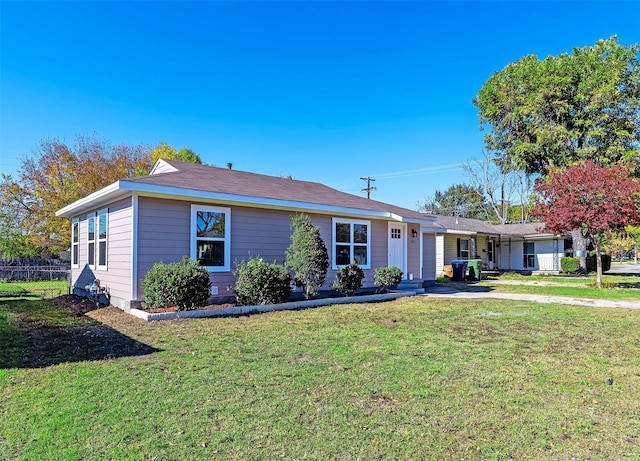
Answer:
[2,297,640,460]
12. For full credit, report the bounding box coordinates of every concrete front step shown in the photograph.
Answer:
[396,279,426,294]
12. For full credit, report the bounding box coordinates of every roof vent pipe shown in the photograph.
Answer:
[227,163,232,170]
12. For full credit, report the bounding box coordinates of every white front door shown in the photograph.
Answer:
[388,223,407,278]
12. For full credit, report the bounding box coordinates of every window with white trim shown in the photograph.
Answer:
[87,213,96,268]
[190,205,231,271]
[71,219,79,268]
[332,218,370,269]
[457,238,470,259]
[97,209,108,270]
[523,241,535,268]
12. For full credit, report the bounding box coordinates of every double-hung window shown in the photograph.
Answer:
[97,209,108,270]
[71,219,79,268]
[523,241,535,268]
[457,238,470,259]
[87,213,96,268]
[332,218,370,269]
[190,205,231,271]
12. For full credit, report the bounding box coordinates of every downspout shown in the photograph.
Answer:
[131,194,138,303]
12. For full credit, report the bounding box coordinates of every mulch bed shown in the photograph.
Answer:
[144,303,235,313]
[50,294,103,315]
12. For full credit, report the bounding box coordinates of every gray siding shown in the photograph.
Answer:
[71,198,133,304]
[71,195,434,305]
[422,233,436,281]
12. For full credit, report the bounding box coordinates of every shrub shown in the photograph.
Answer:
[332,262,365,296]
[373,266,403,293]
[232,257,292,306]
[561,257,581,274]
[285,213,329,299]
[142,257,211,311]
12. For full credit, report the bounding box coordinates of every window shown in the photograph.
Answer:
[332,218,370,269]
[71,219,79,268]
[87,213,96,268]
[190,205,231,271]
[524,241,535,268]
[457,238,470,259]
[97,209,108,270]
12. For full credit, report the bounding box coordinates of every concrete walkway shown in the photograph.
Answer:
[423,284,640,310]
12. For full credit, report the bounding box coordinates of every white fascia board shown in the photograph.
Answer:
[390,213,439,225]
[120,181,397,220]
[421,226,446,233]
[56,181,123,217]
[443,229,477,236]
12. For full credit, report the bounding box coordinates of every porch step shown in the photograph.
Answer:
[395,279,425,294]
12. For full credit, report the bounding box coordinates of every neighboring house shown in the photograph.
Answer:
[493,222,572,273]
[56,159,442,311]
[431,216,572,275]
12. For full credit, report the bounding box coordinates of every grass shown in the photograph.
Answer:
[0,280,68,299]
[482,283,640,300]
[2,296,640,459]
[476,273,640,300]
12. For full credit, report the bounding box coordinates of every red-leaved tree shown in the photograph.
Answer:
[532,162,640,287]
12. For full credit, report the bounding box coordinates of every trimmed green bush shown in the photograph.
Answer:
[374,266,403,293]
[561,257,581,274]
[142,257,211,311]
[232,257,292,306]
[332,263,365,296]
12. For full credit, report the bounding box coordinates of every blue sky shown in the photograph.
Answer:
[2,1,640,209]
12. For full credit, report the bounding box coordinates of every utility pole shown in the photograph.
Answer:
[360,176,376,199]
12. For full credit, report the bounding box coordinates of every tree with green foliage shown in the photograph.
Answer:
[150,142,203,164]
[285,214,329,299]
[417,183,491,220]
[474,36,640,269]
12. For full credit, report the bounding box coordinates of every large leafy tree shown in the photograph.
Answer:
[474,36,640,268]
[150,142,203,164]
[0,135,153,255]
[532,162,640,287]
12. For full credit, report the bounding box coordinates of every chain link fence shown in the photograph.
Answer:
[0,266,71,300]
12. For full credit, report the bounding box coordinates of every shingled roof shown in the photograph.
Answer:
[57,159,437,224]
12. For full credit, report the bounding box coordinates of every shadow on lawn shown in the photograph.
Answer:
[0,299,160,369]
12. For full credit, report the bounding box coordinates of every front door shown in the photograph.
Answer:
[487,239,495,270]
[388,224,406,278]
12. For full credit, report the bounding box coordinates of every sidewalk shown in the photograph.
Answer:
[423,284,640,309]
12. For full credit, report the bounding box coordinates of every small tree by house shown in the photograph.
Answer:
[532,162,640,288]
[285,213,329,299]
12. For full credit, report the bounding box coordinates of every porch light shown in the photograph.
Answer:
[411,229,418,238]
